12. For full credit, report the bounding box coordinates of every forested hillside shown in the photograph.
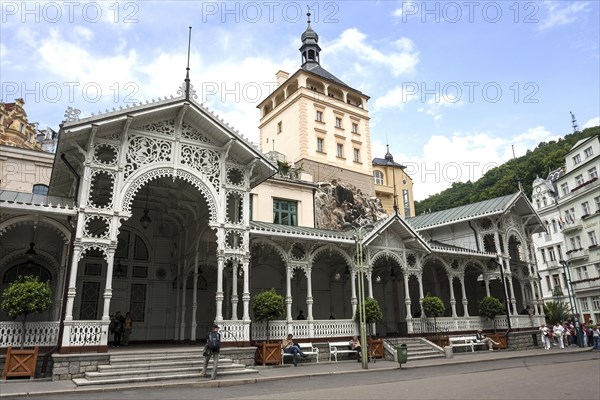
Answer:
[414,126,599,215]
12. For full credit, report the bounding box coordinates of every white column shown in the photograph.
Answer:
[484,275,491,297]
[190,249,199,342]
[367,270,373,298]
[215,254,224,322]
[242,258,250,321]
[350,270,358,317]
[460,277,469,317]
[286,266,292,322]
[231,262,239,320]
[54,242,69,320]
[403,273,411,318]
[449,276,457,317]
[507,276,517,316]
[179,260,188,341]
[174,259,181,341]
[306,267,313,320]
[418,275,425,316]
[64,245,82,321]
[101,249,116,322]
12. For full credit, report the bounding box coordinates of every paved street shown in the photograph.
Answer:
[8,351,597,400]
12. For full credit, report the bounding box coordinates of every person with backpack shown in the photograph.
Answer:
[201,324,221,380]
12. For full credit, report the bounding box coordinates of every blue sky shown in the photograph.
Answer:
[1,1,599,200]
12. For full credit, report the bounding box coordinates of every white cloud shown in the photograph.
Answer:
[418,94,464,121]
[539,1,590,30]
[389,127,561,201]
[373,85,416,111]
[582,116,600,129]
[327,28,419,77]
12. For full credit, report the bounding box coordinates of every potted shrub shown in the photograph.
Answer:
[252,288,284,365]
[1,275,52,379]
[479,296,506,348]
[354,298,384,358]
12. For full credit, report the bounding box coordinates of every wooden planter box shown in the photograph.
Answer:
[488,334,508,349]
[254,341,282,366]
[2,347,39,379]
[368,338,384,358]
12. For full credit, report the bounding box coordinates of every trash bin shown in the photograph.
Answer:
[396,343,408,365]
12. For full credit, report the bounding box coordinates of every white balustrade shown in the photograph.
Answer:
[0,321,60,348]
[251,319,356,340]
[219,320,248,343]
[66,320,105,346]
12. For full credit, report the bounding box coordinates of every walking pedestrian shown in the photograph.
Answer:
[201,324,221,380]
[539,324,551,350]
[553,322,565,349]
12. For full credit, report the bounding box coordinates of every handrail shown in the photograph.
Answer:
[413,318,450,347]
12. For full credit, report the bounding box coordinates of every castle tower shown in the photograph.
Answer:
[258,12,374,194]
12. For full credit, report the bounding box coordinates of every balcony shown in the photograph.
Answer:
[566,248,589,262]
[571,276,600,291]
[562,222,582,234]
[545,260,560,270]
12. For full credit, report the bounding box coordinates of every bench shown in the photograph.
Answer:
[281,342,319,365]
[329,341,359,362]
[449,335,488,352]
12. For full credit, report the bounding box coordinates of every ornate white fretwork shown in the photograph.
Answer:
[124,135,172,179]
[122,168,218,223]
[83,215,111,240]
[88,170,116,210]
[224,230,245,250]
[179,144,220,192]
[135,119,175,136]
[93,143,119,166]
[78,243,110,262]
[63,107,81,122]
[177,81,198,100]
[225,166,247,187]
[181,121,214,144]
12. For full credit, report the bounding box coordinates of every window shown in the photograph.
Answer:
[336,143,344,158]
[273,199,298,226]
[32,184,49,195]
[316,110,323,122]
[130,283,146,322]
[353,148,360,162]
[373,170,384,185]
[560,183,569,196]
[557,245,563,260]
[277,121,282,134]
[543,197,547,206]
[589,166,598,180]
[552,274,560,287]
[564,208,575,224]
[19,123,24,133]
[588,231,598,247]
[317,138,324,153]
[249,194,253,221]
[536,200,541,209]
[552,220,558,233]
[595,196,600,212]
[540,248,546,263]
[593,296,600,309]
[575,174,584,186]
[403,189,411,217]
[548,247,556,261]
[576,266,589,280]
[79,282,100,320]
[351,123,358,133]
[584,146,593,158]
[582,201,591,216]
[335,117,342,128]
[573,154,581,165]
[580,297,589,311]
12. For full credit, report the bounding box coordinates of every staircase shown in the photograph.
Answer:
[385,337,445,361]
[72,348,258,386]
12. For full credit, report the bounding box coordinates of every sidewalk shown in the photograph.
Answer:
[0,347,595,398]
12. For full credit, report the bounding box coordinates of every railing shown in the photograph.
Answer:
[64,320,105,347]
[410,315,540,334]
[568,249,589,262]
[0,321,60,348]
[219,320,249,344]
[411,318,450,346]
[251,319,356,341]
[571,276,600,290]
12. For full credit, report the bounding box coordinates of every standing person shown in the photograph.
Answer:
[109,312,124,347]
[564,322,573,346]
[539,324,551,350]
[282,334,306,366]
[123,312,133,346]
[587,321,594,347]
[201,324,221,380]
[592,325,600,350]
[553,322,565,349]
[349,335,362,362]
[296,310,306,320]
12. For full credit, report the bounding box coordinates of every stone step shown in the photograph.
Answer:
[73,369,258,387]
[109,351,205,364]
[407,353,445,361]
[84,363,250,381]
[97,359,233,373]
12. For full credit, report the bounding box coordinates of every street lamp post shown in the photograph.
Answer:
[559,260,577,316]
[345,221,374,370]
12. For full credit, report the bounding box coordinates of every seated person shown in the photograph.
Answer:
[349,335,362,362]
[282,334,306,366]
[475,329,500,350]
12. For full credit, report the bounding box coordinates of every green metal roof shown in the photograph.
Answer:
[250,221,354,243]
[407,193,518,230]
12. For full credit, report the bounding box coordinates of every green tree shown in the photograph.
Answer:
[478,296,505,334]
[354,297,383,335]
[422,294,445,318]
[543,301,572,324]
[1,275,52,349]
[252,288,284,341]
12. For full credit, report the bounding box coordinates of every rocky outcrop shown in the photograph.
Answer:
[315,180,388,230]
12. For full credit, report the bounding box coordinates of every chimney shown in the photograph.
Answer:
[276,70,289,85]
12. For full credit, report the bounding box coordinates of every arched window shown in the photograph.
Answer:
[373,170,384,185]
[32,184,49,195]
[3,262,51,284]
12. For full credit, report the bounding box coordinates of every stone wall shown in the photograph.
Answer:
[51,353,110,381]
[220,347,256,367]
[507,329,541,350]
